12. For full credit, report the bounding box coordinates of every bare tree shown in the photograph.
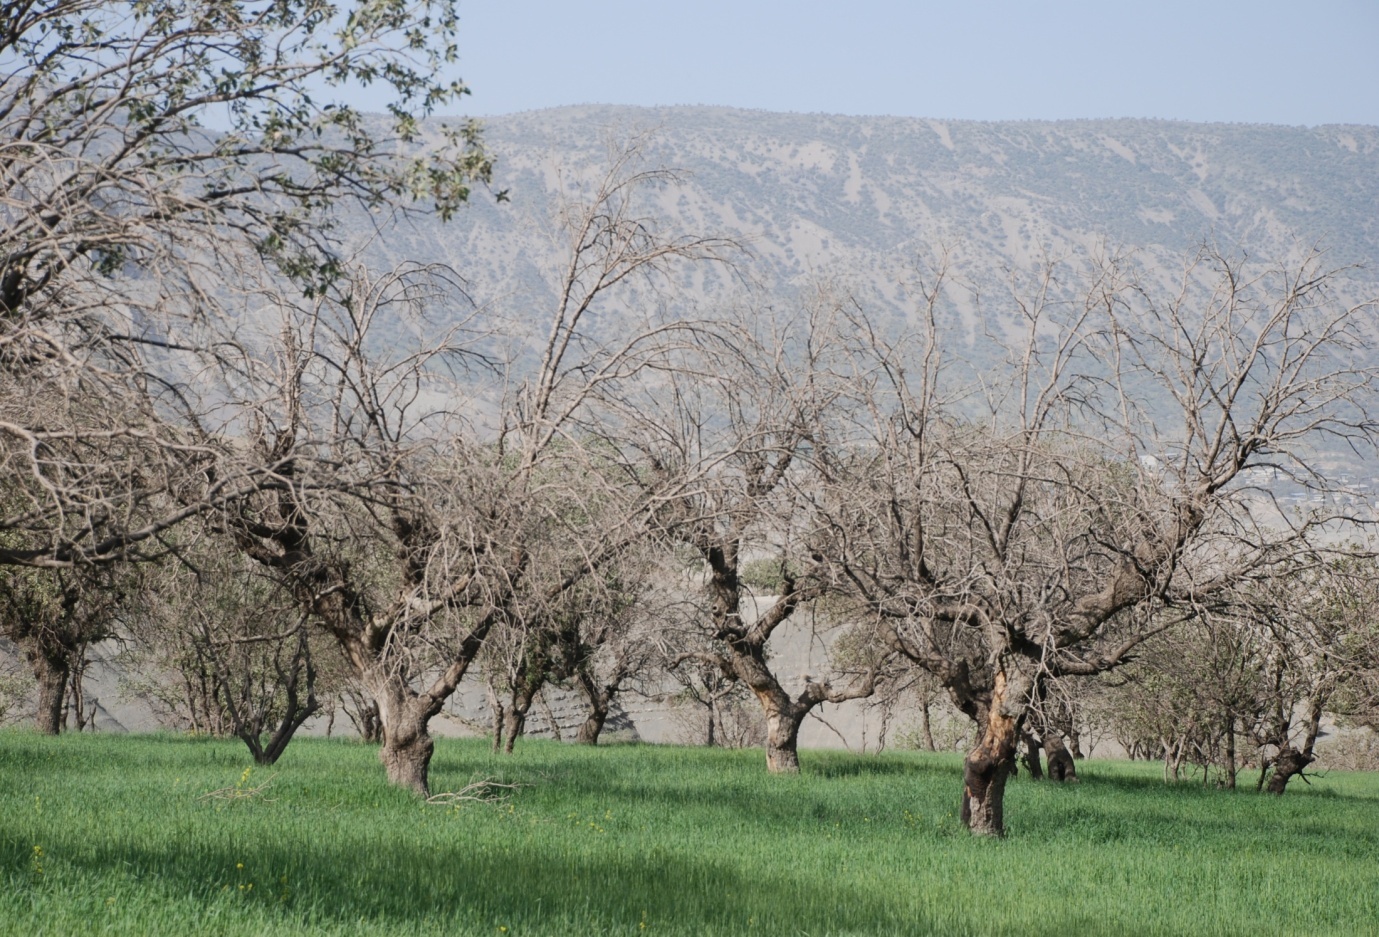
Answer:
[643,299,889,773]
[122,536,334,763]
[219,148,732,794]
[820,248,1379,834]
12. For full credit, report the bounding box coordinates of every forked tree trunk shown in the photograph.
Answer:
[763,701,804,774]
[502,707,527,755]
[961,669,1028,836]
[575,671,612,745]
[501,682,538,754]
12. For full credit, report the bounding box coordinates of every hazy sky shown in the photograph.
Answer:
[436,0,1379,126]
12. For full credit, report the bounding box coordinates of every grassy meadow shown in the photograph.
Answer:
[1,732,1377,936]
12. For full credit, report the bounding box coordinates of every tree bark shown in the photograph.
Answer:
[919,698,937,752]
[1265,746,1312,795]
[1020,729,1043,780]
[763,701,804,774]
[1222,718,1237,790]
[30,650,70,736]
[575,670,611,745]
[501,681,538,754]
[502,706,527,755]
[575,699,609,745]
[1044,730,1078,783]
[369,675,438,797]
[961,668,1027,836]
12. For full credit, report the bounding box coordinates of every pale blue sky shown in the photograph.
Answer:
[436,0,1379,126]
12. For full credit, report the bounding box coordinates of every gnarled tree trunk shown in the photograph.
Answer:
[1264,698,1325,795]
[369,674,439,797]
[961,668,1029,836]
[1265,745,1312,794]
[762,698,804,774]
[501,682,537,755]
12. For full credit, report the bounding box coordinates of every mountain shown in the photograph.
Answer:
[380,105,1379,321]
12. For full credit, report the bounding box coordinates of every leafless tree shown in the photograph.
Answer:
[485,544,672,751]
[217,147,733,794]
[122,536,335,763]
[818,247,1379,834]
[638,298,890,773]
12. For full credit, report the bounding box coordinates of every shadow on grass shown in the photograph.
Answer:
[14,822,930,935]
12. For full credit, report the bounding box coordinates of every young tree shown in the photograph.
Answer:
[820,248,1379,834]
[122,538,333,763]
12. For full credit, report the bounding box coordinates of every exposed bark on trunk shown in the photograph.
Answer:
[763,702,804,774]
[1044,731,1078,783]
[961,668,1028,837]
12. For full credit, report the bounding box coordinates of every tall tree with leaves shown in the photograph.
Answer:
[1,0,496,567]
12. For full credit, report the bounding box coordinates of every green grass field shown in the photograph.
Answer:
[2,732,1377,936]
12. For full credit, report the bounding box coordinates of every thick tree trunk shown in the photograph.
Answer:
[763,703,804,774]
[31,652,69,736]
[1044,731,1078,782]
[961,669,1027,836]
[575,702,609,745]
[369,676,437,797]
[1265,746,1312,795]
